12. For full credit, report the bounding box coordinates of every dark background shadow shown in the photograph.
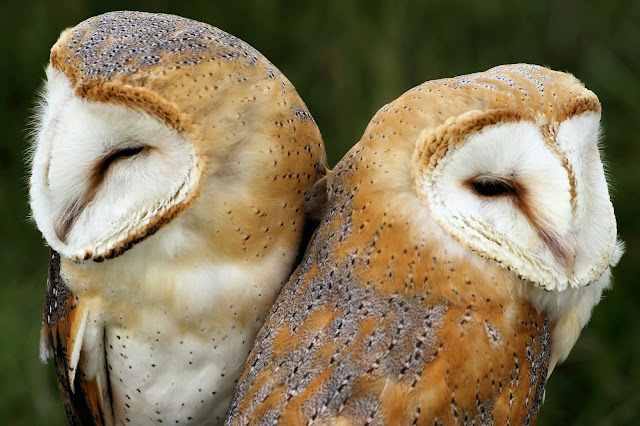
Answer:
[1,1,637,424]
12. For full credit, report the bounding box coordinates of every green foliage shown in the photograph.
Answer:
[1,0,637,424]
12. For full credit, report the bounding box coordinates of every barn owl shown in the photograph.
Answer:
[29,11,327,425]
[226,64,623,425]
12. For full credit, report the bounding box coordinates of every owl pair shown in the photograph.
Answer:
[30,12,622,425]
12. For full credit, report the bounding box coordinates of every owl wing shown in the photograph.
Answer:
[226,212,550,425]
[40,249,112,425]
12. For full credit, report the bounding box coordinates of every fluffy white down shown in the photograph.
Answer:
[29,66,199,260]
[432,121,571,285]
[67,215,295,425]
[554,112,618,286]
[424,117,618,292]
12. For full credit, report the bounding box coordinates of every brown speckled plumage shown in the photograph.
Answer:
[227,155,550,423]
[224,65,612,425]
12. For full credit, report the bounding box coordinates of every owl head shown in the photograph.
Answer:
[410,64,621,293]
[334,64,622,369]
[29,11,326,263]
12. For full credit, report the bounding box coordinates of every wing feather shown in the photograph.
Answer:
[40,249,112,425]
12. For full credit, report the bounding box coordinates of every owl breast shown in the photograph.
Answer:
[62,219,295,425]
[104,316,251,424]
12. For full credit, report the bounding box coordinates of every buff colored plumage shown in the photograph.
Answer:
[226,64,622,425]
[31,11,326,425]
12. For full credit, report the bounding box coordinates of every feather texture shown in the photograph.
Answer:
[31,11,327,425]
[40,250,112,425]
[227,64,621,424]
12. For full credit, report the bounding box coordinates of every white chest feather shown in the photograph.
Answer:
[65,224,293,425]
[104,313,252,425]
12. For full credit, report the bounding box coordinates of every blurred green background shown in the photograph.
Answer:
[1,0,637,424]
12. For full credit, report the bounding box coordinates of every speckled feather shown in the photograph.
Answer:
[36,11,327,425]
[47,11,326,261]
[227,152,550,425]
[225,64,616,425]
[41,250,109,425]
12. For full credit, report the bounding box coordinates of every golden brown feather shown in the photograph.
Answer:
[226,64,620,425]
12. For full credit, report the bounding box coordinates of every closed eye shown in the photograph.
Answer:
[470,179,516,197]
[99,146,145,175]
[115,146,145,158]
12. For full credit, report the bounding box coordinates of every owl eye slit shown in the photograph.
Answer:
[469,179,515,197]
[116,146,145,158]
[98,146,145,175]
